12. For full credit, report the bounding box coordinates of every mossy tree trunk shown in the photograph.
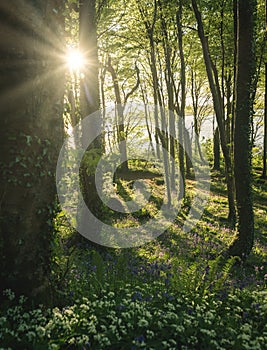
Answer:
[228,0,255,258]
[262,1,267,179]
[263,61,267,179]
[78,0,103,238]
[0,0,65,302]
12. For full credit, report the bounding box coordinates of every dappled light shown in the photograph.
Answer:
[1,0,267,349]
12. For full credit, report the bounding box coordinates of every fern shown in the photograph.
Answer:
[171,256,240,301]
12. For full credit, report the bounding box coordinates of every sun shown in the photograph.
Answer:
[66,49,86,72]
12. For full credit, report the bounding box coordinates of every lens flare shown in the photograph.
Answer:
[66,49,85,71]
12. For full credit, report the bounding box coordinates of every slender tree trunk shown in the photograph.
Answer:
[213,127,221,171]
[190,70,204,162]
[140,81,156,157]
[158,1,177,191]
[149,42,161,160]
[225,73,233,146]
[0,0,65,302]
[138,1,161,159]
[139,1,172,207]
[262,1,267,179]
[191,0,236,225]
[107,57,128,172]
[263,61,267,178]
[185,129,193,176]
[177,3,186,196]
[228,0,255,258]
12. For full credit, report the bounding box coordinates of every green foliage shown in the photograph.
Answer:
[1,171,267,349]
[1,286,267,349]
[170,256,240,301]
[80,149,102,176]
[1,133,55,187]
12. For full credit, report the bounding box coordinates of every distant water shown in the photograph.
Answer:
[185,114,264,147]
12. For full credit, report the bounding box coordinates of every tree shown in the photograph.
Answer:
[191,0,236,225]
[78,0,104,230]
[79,0,100,118]
[213,127,221,171]
[263,63,267,178]
[138,0,172,207]
[228,0,256,258]
[262,0,267,179]
[106,56,140,172]
[176,0,186,194]
[0,0,65,301]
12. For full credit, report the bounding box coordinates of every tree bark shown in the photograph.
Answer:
[191,0,236,225]
[228,0,255,258]
[177,3,186,195]
[213,127,221,171]
[262,1,267,179]
[185,129,193,177]
[79,0,100,118]
[78,0,103,233]
[157,0,177,192]
[0,0,65,302]
[139,1,172,207]
[263,61,267,178]
[106,56,128,172]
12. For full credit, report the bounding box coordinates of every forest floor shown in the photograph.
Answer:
[1,166,267,349]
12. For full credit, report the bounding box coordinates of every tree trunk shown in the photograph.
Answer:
[78,0,103,234]
[263,62,267,178]
[139,1,172,207]
[232,0,238,153]
[191,0,236,225]
[79,0,100,118]
[213,127,221,171]
[0,0,65,302]
[190,70,204,162]
[106,56,128,172]
[228,0,255,258]
[177,3,186,196]
[262,1,267,179]
[185,129,193,177]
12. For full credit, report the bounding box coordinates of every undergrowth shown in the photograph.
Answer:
[1,159,267,349]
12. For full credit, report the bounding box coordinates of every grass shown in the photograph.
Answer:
[0,161,267,349]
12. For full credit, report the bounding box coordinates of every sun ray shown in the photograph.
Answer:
[66,49,86,72]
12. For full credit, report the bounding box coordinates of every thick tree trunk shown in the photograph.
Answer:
[0,0,65,301]
[228,0,255,258]
[78,0,103,232]
[232,0,238,150]
[79,0,100,118]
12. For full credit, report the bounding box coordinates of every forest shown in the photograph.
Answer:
[0,0,267,349]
